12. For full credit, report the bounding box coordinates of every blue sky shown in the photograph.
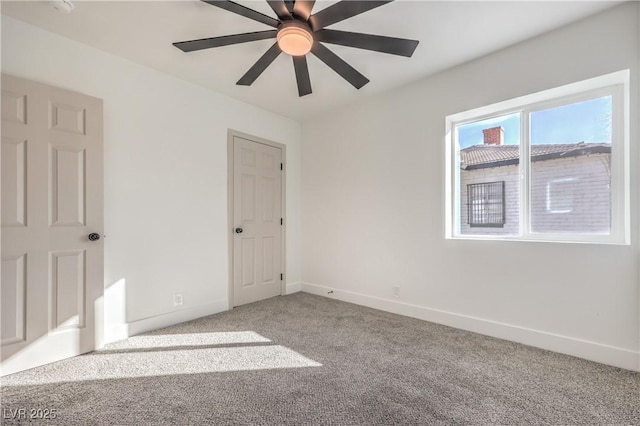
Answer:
[457,96,611,148]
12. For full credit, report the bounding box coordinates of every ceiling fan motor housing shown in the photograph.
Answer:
[277,20,314,56]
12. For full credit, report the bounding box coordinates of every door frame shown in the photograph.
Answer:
[227,129,286,309]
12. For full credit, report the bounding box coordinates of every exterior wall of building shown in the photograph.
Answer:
[530,153,611,233]
[460,153,611,235]
[460,163,520,236]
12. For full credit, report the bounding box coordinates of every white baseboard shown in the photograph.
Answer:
[301,282,640,372]
[103,323,129,345]
[127,298,229,337]
[286,281,302,294]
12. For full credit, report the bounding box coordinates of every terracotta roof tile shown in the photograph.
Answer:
[460,142,611,170]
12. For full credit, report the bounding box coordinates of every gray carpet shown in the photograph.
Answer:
[1,293,638,425]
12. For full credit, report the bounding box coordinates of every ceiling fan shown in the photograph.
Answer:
[173,0,419,97]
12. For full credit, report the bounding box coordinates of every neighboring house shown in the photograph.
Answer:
[459,127,611,236]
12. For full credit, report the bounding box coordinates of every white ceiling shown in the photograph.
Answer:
[1,1,620,120]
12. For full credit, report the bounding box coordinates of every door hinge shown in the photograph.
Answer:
[280,273,283,281]
[280,163,283,170]
[280,218,283,225]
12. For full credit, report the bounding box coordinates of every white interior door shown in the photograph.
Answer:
[232,135,283,307]
[1,74,103,376]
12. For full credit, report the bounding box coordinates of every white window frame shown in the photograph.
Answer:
[445,70,630,245]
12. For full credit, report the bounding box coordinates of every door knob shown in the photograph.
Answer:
[88,233,101,241]
[235,227,243,234]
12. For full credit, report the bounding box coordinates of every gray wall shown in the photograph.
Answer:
[301,3,639,370]
[1,16,302,341]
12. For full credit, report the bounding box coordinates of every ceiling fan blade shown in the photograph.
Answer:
[315,29,419,57]
[266,0,291,20]
[311,43,369,89]
[309,1,392,30]
[202,0,279,28]
[284,0,295,13]
[293,55,312,96]
[293,0,315,20]
[237,43,282,86]
[173,30,277,52]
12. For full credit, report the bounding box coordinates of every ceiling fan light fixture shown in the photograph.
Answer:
[277,21,313,56]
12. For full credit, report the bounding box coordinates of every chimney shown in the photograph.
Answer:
[482,126,504,145]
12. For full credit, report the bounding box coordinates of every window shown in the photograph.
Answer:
[546,178,577,214]
[467,182,505,227]
[446,71,629,244]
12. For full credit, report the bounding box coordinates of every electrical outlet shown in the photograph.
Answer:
[173,293,183,307]
[392,286,400,298]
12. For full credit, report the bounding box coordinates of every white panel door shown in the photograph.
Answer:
[1,74,103,376]
[232,136,283,307]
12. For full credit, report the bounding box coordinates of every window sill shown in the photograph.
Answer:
[447,234,629,246]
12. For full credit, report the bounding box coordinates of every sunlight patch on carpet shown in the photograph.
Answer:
[108,331,272,349]
[2,332,322,386]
